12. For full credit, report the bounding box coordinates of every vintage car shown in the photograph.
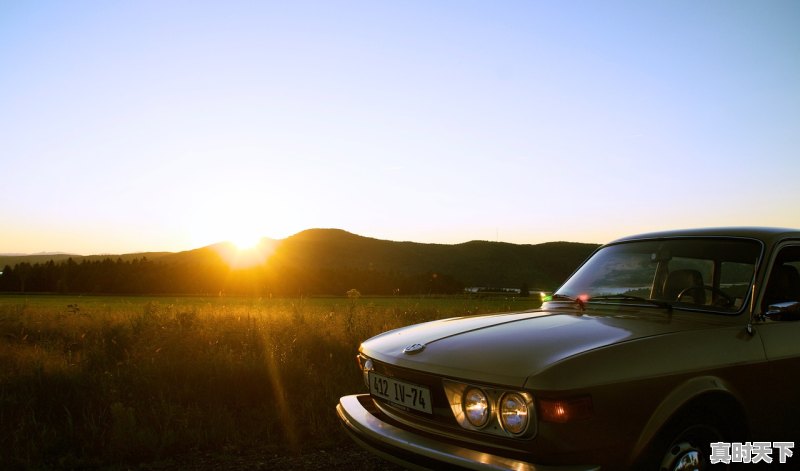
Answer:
[336,227,800,470]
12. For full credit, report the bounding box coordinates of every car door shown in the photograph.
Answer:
[756,242,800,439]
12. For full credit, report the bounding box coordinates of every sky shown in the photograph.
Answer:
[2,1,799,255]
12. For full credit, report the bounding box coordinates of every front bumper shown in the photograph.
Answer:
[336,394,600,471]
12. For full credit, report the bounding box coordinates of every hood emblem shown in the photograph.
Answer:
[402,343,426,355]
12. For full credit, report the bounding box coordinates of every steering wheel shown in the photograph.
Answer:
[677,285,734,307]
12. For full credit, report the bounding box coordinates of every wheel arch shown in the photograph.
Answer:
[629,375,749,466]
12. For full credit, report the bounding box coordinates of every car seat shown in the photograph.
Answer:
[663,269,706,304]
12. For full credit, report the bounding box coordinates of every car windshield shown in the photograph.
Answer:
[554,238,762,314]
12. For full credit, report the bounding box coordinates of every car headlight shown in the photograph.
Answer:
[463,387,490,428]
[499,392,529,435]
[444,380,537,438]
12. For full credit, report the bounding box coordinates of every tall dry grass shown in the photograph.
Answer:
[0,295,539,468]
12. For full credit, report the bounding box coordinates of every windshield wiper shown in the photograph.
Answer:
[589,295,672,311]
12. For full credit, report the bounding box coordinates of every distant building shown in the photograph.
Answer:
[464,287,521,294]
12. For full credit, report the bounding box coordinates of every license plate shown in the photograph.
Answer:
[369,371,433,414]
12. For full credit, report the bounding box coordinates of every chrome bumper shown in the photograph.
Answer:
[336,394,600,471]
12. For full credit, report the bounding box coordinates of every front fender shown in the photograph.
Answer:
[525,324,765,467]
[628,375,746,464]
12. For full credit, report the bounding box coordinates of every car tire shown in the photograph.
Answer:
[653,413,730,471]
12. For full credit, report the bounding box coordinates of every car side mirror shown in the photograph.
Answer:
[765,301,800,320]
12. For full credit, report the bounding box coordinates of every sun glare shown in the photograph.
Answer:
[218,238,276,269]
[231,234,263,252]
[184,208,281,269]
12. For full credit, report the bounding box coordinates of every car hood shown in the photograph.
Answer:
[360,308,719,387]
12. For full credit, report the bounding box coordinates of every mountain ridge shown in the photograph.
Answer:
[0,228,599,295]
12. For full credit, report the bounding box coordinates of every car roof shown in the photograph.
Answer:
[609,227,800,246]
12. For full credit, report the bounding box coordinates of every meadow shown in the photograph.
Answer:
[0,294,540,468]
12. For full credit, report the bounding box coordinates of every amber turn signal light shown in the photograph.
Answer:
[538,396,593,423]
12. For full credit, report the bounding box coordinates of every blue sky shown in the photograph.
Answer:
[2,1,798,254]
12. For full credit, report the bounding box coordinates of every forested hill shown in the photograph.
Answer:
[0,229,598,296]
[0,252,173,268]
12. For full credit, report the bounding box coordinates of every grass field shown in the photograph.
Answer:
[0,294,541,468]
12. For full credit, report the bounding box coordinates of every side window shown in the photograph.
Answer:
[762,245,800,312]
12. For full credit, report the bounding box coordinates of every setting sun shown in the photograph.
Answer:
[215,238,278,269]
[230,234,263,252]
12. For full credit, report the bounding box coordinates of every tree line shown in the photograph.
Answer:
[0,257,464,296]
